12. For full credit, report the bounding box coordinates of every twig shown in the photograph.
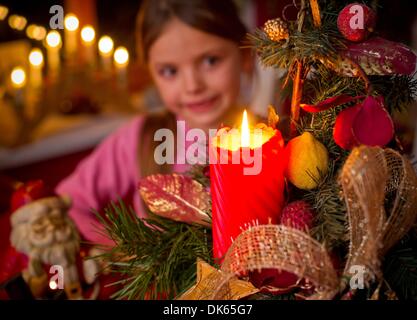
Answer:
[290,60,304,136]
[341,55,372,94]
[309,0,322,27]
[297,0,307,32]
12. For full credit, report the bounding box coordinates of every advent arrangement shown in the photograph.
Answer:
[5,0,417,300]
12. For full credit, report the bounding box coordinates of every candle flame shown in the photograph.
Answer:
[46,31,61,48]
[11,67,26,88]
[49,279,58,290]
[99,36,114,55]
[29,48,44,67]
[81,26,95,43]
[114,46,129,66]
[64,14,79,31]
[241,110,250,148]
[27,25,46,41]
[213,110,276,151]
[9,15,27,31]
[0,6,8,21]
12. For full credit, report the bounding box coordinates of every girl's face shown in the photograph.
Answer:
[148,18,245,130]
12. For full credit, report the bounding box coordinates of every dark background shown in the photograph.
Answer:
[0,0,143,57]
[1,1,417,57]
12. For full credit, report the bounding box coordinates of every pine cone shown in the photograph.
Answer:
[263,18,289,42]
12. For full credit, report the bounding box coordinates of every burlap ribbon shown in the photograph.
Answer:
[340,146,417,291]
[185,146,417,300]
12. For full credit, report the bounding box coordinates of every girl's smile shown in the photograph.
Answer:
[183,94,220,113]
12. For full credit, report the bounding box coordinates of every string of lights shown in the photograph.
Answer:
[0,3,130,87]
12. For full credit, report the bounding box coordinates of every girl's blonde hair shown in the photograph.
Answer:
[136,0,248,177]
[136,0,247,64]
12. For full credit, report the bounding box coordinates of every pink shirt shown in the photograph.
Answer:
[55,115,191,245]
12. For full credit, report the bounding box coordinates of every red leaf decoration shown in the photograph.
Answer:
[139,173,211,227]
[352,96,394,147]
[333,104,361,150]
[345,37,417,75]
[301,95,364,113]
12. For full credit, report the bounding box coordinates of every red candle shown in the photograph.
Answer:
[210,110,286,261]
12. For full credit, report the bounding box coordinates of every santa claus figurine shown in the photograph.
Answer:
[9,180,86,299]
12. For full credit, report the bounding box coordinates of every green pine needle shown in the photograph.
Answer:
[248,16,346,72]
[95,200,213,300]
[370,74,417,113]
[185,164,210,189]
[383,233,417,300]
[304,162,348,250]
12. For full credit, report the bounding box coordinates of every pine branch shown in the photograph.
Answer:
[370,75,417,113]
[304,162,348,250]
[95,200,213,300]
[247,16,346,72]
[186,164,210,189]
[304,64,367,102]
[298,107,350,165]
[383,233,417,300]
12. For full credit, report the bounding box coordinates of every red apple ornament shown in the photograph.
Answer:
[337,3,376,42]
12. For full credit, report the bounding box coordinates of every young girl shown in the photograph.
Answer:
[56,0,253,245]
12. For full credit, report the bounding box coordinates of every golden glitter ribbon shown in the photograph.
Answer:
[181,225,339,300]
[340,146,417,290]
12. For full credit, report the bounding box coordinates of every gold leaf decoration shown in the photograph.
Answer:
[267,105,280,129]
[139,173,211,227]
[177,259,259,300]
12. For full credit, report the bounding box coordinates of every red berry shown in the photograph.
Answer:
[337,3,376,42]
[280,201,314,232]
[203,165,210,179]
[10,180,49,212]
